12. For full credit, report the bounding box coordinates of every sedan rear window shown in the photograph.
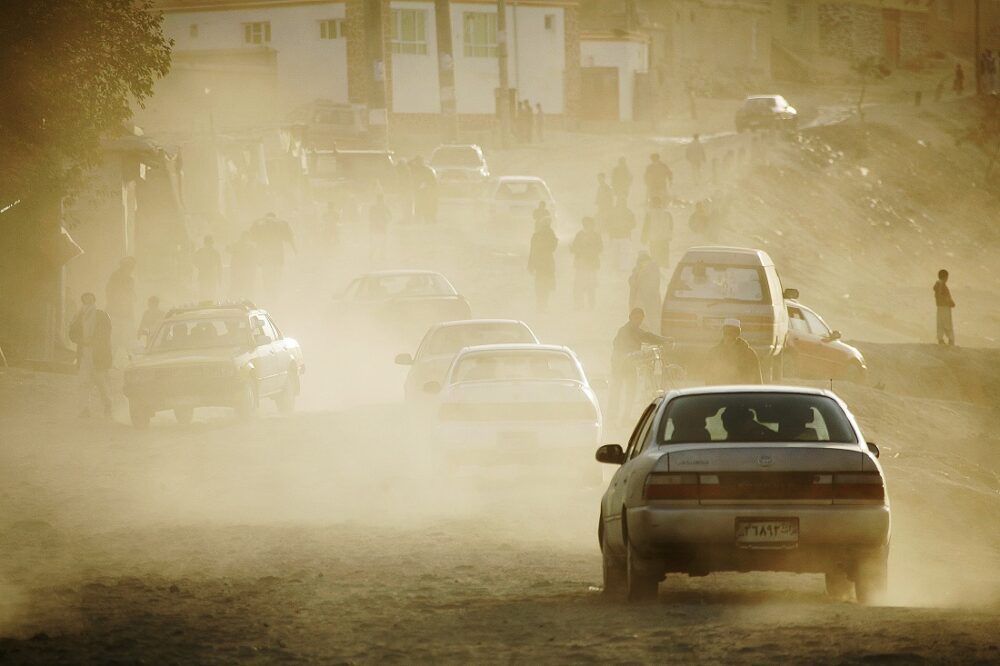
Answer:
[431,147,482,167]
[358,274,454,299]
[659,393,857,444]
[668,263,767,303]
[426,324,535,356]
[494,181,546,200]
[452,351,580,383]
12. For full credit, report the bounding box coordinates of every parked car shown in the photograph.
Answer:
[429,144,490,199]
[596,386,889,603]
[785,301,867,383]
[334,270,471,343]
[488,176,556,224]
[661,246,795,380]
[396,319,539,400]
[735,95,798,132]
[307,148,399,202]
[430,344,603,473]
[123,302,304,428]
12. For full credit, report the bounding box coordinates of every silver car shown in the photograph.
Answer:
[596,386,889,603]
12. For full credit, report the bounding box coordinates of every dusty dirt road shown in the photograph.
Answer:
[1,365,999,664]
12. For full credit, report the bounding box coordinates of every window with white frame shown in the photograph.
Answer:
[244,21,271,45]
[463,12,497,58]
[319,18,344,40]
[391,9,427,55]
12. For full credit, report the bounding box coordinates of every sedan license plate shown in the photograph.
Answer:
[735,518,799,546]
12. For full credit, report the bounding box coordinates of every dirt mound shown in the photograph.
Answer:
[854,342,1000,406]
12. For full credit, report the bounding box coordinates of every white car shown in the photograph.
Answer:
[489,176,556,224]
[596,386,889,603]
[432,344,603,470]
[429,144,490,199]
[396,319,539,400]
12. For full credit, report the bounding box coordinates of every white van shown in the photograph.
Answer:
[661,246,795,379]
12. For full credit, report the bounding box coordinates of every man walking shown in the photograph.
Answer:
[528,217,558,313]
[611,157,632,205]
[193,235,222,301]
[706,319,762,385]
[644,153,673,204]
[137,295,165,346]
[596,173,615,235]
[609,308,668,423]
[686,133,707,184]
[570,216,603,310]
[68,292,113,418]
[934,269,956,345]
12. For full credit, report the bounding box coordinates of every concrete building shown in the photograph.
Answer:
[148,0,579,131]
[579,31,649,121]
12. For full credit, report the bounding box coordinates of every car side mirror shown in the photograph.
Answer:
[395,353,414,366]
[595,444,626,465]
[254,334,271,347]
[782,288,799,300]
[423,381,441,395]
[823,330,842,343]
[867,442,880,458]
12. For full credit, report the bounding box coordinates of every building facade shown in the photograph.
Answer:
[149,0,579,131]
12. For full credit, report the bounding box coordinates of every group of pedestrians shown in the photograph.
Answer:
[515,100,543,143]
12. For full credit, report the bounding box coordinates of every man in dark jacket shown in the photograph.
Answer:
[934,268,956,345]
[570,216,603,310]
[608,308,668,423]
[644,153,673,203]
[68,292,113,418]
[707,319,762,385]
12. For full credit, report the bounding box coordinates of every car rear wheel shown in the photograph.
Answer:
[601,533,626,598]
[174,406,194,425]
[275,369,298,414]
[236,380,259,421]
[626,539,659,602]
[854,549,888,605]
[129,401,152,429]
[825,571,853,600]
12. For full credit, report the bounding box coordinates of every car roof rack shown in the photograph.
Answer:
[165,299,258,317]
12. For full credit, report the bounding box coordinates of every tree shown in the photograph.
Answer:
[852,57,891,123]
[0,0,172,206]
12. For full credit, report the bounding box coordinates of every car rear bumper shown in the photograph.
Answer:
[627,504,889,571]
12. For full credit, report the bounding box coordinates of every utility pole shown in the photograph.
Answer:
[365,0,389,148]
[496,0,511,147]
[975,0,982,96]
[434,0,459,142]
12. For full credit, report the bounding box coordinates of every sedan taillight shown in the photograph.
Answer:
[833,472,885,503]
[643,473,699,500]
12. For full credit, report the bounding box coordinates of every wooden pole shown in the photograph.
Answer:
[497,0,510,147]
[434,0,459,142]
[365,0,389,148]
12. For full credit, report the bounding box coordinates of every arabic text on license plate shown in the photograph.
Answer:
[736,519,799,544]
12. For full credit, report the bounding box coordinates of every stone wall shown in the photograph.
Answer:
[818,3,882,61]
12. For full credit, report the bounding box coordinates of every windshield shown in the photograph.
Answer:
[745,97,777,110]
[494,181,546,201]
[668,263,768,303]
[659,393,857,444]
[424,324,535,356]
[451,351,581,383]
[431,147,482,167]
[152,317,250,351]
[357,274,455,300]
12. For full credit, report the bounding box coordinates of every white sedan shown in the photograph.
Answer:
[396,319,538,401]
[431,344,603,471]
[488,176,556,224]
[596,386,890,603]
